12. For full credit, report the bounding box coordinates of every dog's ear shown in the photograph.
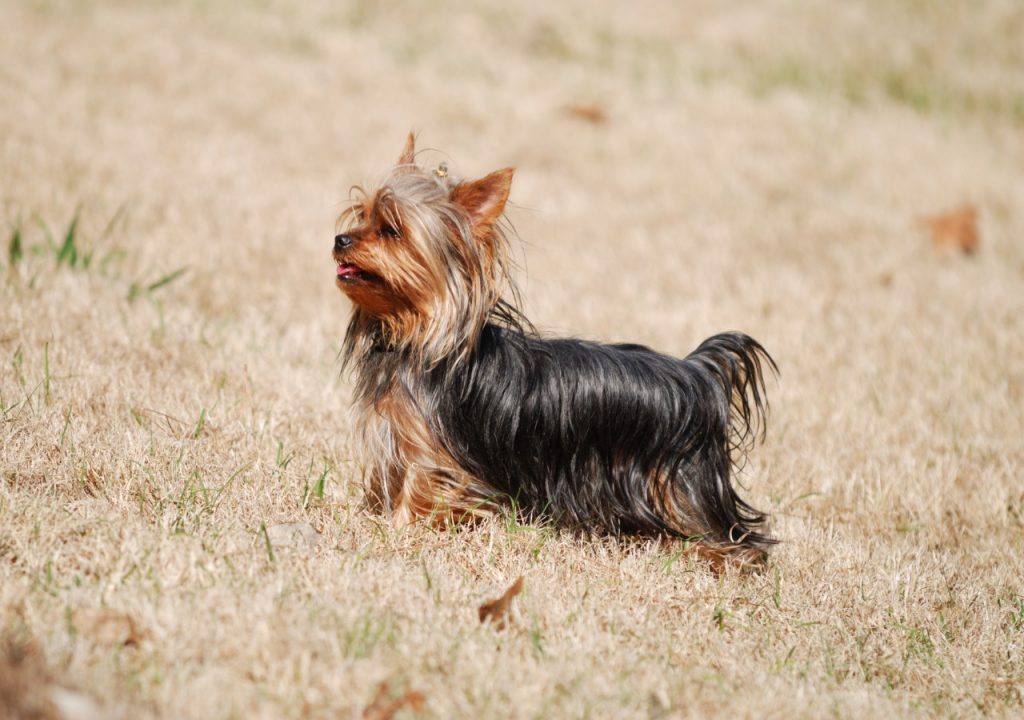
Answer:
[397,132,416,166]
[451,168,514,234]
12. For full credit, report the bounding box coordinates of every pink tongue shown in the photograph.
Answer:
[336,264,357,277]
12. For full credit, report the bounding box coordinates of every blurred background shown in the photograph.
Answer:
[6,0,1023,341]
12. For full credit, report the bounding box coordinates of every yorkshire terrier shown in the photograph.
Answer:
[334,134,777,564]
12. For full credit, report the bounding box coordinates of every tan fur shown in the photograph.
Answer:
[336,154,516,367]
[335,136,525,528]
[354,387,499,528]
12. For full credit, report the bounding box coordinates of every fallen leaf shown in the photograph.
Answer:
[919,204,979,254]
[0,634,59,720]
[74,609,143,647]
[1,634,108,720]
[478,575,524,629]
[81,469,102,498]
[265,522,320,549]
[362,681,426,720]
[564,103,607,124]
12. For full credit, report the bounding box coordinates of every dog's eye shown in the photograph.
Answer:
[380,223,400,239]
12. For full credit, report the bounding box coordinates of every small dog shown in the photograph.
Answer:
[334,135,777,564]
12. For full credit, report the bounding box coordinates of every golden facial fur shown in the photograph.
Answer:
[334,134,517,367]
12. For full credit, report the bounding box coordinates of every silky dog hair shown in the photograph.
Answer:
[334,134,777,564]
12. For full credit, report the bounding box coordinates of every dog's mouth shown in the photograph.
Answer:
[335,261,381,285]
[336,262,362,281]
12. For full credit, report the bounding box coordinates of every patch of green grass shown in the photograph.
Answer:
[275,440,294,471]
[33,207,95,271]
[55,207,82,268]
[6,205,133,280]
[772,645,797,673]
[712,603,728,630]
[343,0,375,30]
[146,267,188,293]
[58,408,73,449]
[883,69,934,112]
[42,341,51,405]
[528,623,545,658]
[158,460,249,537]
[1002,593,1024,631]
[171,469,209,534]
[342,612,397,659]
[898,623,940,668]
[529,22,575,61]
[495,497,555,540]
[419,557,434,595]
[192,407,207,439]
[259,521,276,564]
[12,345,25,387]
[128,267,188,302]
[300,457,334,509]
[659,547,687,575]
[8,226,23,268]
[732,47,1024,125]
[313,459,330,500]
[750,57,818,98]
[6,203,187,326]
[38,559,60,597]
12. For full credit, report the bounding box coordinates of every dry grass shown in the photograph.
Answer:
[2,0,1024,717]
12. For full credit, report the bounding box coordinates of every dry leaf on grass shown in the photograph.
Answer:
[74,609,143,647]
[362,681,426,720]
[478,576,524,629]
[80,469,102,498]
[0,634,59,720]
[918,203,979,254]
[0,634,106,720]
[563,103,607,124]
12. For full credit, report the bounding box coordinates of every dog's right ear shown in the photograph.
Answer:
[451,168,514,240]
[397,132,416,166]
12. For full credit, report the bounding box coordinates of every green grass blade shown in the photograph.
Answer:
[8,227,22,267]
[43,341,51,404]
[98,203,127,243]
[33,214,55,251]
[314,460,330,499]
[259,522,276,564]
[57,207,80,267]
[147,267,187,292]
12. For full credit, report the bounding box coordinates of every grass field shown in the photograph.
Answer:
[2,1,1024,717]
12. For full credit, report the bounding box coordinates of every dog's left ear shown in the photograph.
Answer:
[397,132,416,166]
[451,168,514,234]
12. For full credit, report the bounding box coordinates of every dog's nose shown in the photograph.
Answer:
[334,234,353,252]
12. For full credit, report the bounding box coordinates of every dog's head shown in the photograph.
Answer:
[334,134,516,362]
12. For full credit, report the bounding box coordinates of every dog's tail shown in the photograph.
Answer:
[675,331,778,558]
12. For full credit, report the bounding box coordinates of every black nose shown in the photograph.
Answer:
[334,234,353,252]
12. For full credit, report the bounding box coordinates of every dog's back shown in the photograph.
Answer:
[430,325,777,557]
